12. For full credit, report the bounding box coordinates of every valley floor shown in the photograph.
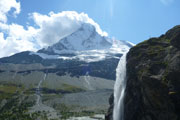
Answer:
[0,72,113,120]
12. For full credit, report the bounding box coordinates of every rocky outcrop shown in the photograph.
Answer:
[105,94,114,120]
[106,25,180,120]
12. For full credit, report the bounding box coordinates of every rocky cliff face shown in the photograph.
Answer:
[106,25,180,120]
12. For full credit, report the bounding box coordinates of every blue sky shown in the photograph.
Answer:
[0,0,180,57]
[14,0,180,43]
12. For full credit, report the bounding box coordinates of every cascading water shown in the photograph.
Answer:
[36,74,47,106]
[113,52,128,120]
[84,71,93,90]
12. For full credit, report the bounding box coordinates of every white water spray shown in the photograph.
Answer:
[113,52,128,120]
[84,72,93,90]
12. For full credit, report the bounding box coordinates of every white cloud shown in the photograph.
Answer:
[0,0,20,23]
[31,11,108,47]
[160,0,175,5]
[0,24,38,58]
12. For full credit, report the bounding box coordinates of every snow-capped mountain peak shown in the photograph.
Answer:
[40,23,112,53]
[32,23,134,62]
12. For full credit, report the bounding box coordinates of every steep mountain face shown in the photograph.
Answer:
[35,23,132,63]
[40,23,112,52]
[106,25,180,120]
[0,23,132,119]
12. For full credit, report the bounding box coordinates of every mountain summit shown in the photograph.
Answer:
[44,23,112,52]
[29,23,133,62]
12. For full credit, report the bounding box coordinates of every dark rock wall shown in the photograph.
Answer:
[105,94,114,120]
[125,25,180,120]
[106,25,180,120]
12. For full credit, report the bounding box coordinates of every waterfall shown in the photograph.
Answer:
[113,52,128,120]
[84,71,93,90]
[36,73,47,106]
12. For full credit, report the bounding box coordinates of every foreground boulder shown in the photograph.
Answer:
[106,25,180,120]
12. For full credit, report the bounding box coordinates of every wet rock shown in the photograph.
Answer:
[106,25,180,120]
